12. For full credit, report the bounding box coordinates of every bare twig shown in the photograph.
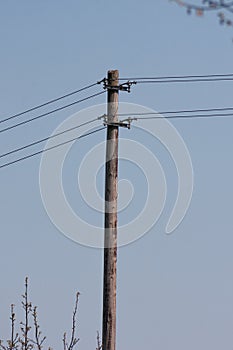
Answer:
[68,292,80,350]
[62,333,67,350]
[19,277,32,350]
[0,305,19,350]
[0,340,7,350]
[63,292,80,350]
[9,304,19,350]
[0,281,84,350]
[96,332,102,350]
[30,307,46,350]
[171,0,233,28]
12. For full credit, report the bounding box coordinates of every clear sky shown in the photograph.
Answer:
[1,1,233,349]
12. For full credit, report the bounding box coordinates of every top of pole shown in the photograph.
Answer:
[107,70,119,123]
[108,69,119,75]
[107,70,119,86]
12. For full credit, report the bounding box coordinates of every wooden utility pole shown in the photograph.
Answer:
[102,70,119,350]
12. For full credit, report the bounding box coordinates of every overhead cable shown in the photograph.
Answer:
[0,82,100,125]
[0,118,98,159]
[0,91,106,135]
[118,73,233,81]
[0,126,106,170]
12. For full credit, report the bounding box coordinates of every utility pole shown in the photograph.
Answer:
[102,70,119,350]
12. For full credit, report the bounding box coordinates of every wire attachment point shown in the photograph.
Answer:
[100,78,137,93]
[99,114,136,129]
[119,81,137,93]
[97,77,106,85]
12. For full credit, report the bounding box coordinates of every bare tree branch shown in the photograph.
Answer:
[68,292,80,350]
[0,305,19,350]
[0,281,88,350]
[62,333,67,350]
[171,0,233,27]
[96,332,102,350]
[30,307,46,350]
[63,292,80,350]
[0,340,7,350]
[19,277,32,350]
[9,304,19,350]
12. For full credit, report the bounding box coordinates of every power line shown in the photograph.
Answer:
[0,91,106,135]
[3,74,230,136]
[118,106,233,117]
[0,126,106,170]
[134,112,233,120]
[4,106,233,163]
[0,82,100,125]
[134,78,233,84]
[119,73,233,81]
[0,118,98,159]
[3,73,233,168]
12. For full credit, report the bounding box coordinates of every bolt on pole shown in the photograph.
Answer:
[102,70,119,350]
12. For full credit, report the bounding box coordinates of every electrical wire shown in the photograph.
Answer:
[0,118,98,159]
[118,73,233,82]
[0,90,106,135]
[0,126,106,170]
[2,108,233,170]
[2,73,233,169]
[2,106,233,163]
[2,103,233,161]
[134,112,233,120]
[134,78,233,84]
[2,73,233,134]
[0,82,99,125]
[118,106,233,117]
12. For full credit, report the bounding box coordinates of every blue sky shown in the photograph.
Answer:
[1,1,233,349]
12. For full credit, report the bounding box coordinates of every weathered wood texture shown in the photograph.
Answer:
[102,70,119,350]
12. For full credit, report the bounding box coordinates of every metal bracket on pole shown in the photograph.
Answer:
[98,114,137,129]
[99,78,137,93]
